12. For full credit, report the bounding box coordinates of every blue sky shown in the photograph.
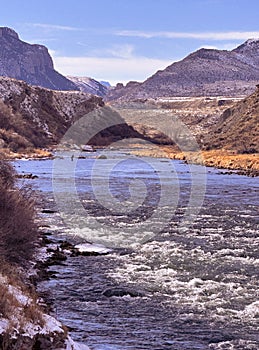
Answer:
[1,0,259,84]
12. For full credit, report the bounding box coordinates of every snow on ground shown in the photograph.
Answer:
[65,336,90,350]
[0,319,8,334]
[0,271,91,349]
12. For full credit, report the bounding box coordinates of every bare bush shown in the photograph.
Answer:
[0,161,39,267]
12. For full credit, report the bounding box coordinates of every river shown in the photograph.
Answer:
[14,149,259,350]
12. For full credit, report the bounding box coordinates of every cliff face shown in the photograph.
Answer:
[0,27,78,91]
[107,39,259,101]
[203,87,259,153]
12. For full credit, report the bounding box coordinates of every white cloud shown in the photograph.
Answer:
[107,44,135,59]
[28,23,82,31]
[87,44,135,59]
[116,30,259,41]
[52,55,172,85]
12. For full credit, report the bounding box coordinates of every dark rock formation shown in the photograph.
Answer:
[106,81,141,101]
[0,27,78,91]
[102,287,144,298]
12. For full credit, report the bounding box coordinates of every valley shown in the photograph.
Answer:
[0,22,258,350]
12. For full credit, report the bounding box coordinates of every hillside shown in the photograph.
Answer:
[0,77,146,156]
[0,27,78,91]
[0,77,103,154]
[107,39,259,101]
[67,76,109,97]
[203,86,259,153]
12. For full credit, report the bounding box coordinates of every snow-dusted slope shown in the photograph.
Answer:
[0,76,104,150]
[67,76,110,97]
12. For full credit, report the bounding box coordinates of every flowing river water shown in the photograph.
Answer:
[14,150,258,350]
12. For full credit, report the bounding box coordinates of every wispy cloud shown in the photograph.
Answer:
[25,38,57,44]
[107,44,135,59]
[116,30,259,41]
[28,23,82,31]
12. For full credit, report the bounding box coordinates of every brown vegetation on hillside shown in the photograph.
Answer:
[130,145,259,175]
[0,77,105,155]
[203,88,259,153]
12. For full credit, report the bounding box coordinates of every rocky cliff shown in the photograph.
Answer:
[0,27,78,91]
[107,39,259,101]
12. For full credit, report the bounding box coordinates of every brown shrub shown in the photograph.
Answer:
[0,283,20,318]
[0,101,13,130]
[0,161,39,267]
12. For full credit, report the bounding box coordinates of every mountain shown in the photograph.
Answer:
[0,27,78,91]
[203,85,259,153]
[67,76,109,97]
[107,39,259,101]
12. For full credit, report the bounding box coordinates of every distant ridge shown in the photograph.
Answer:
[67,76,110,97]
[107,39,259,101]
[0,27,78,91]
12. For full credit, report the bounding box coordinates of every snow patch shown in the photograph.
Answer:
[65,336,90,350]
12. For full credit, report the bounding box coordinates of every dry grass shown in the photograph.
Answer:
[0,283,20,318]
[0,276,44,330]
[0,160,39,267]
[130,143,259,173]
[0,158,45,342]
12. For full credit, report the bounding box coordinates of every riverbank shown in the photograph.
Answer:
[130,145,259,176]
[0,148,53,160]
[0,160,90,349]
[2,144,258,176]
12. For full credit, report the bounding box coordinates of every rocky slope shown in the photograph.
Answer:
[0,77,145,155]
[67,76,109,97]
[107,39,259,101]
[0,76,103,153]
[0,27,78,91]
[203,86,259,153]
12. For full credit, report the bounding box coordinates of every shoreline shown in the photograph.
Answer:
[130,145,259,177]
[2,145,258,177]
